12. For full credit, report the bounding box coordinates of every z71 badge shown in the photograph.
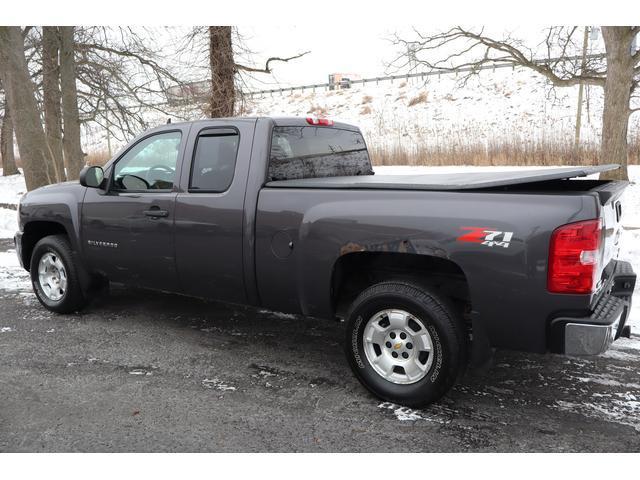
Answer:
[457,227,514,248]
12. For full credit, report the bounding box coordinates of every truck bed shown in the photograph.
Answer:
[265,164,619,191]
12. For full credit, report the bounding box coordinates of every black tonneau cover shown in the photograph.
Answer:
[265,164,619,191]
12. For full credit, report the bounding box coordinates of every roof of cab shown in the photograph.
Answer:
[149,116,361,132]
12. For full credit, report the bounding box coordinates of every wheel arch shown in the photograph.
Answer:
[331,251,492,366]
[20,221,70,272]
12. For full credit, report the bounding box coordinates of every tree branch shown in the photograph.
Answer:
[392,26,607,88]
[235,50,310,74]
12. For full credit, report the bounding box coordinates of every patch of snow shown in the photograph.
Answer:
[202,378,236,391]
[378,402,446,423]
[0,249,30,292]
[0,170,24,238]
[613,336,640,351]
[258,309,297,320]
[571,373,640,390]
[555,396,640,432]
[0,170,26,205]
[601,348,640,361]
[0,208,18,239]
[1,326,14,332]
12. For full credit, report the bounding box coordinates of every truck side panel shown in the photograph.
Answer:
[255,188,600,353]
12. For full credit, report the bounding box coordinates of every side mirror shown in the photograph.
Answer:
[79,166,105,189]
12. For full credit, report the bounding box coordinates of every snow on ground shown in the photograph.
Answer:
[0,169,23,239]
[201,378,237,392]
[0,249,30,292]
[0,170,26,205]
[0,208,18,239]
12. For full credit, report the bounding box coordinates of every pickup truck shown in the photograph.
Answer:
[14,116,637,407]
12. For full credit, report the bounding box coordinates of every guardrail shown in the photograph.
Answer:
[244,53,606,97]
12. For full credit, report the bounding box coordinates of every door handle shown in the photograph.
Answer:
[143,207,169,218]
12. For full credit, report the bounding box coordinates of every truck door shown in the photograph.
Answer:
[173,120,255,303]
[81,128,187,292]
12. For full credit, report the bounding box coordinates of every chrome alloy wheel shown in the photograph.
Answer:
[37,252,68,301]
[363,309,434,385]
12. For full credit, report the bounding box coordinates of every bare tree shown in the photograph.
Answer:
[0,84,19,176]
[0,27,54,190]
[208,26,236,118]
[73,26,190,143]
[59,26,85,179]
[42,26,65,182]
[209,26,310,117]
[393,26,640,180]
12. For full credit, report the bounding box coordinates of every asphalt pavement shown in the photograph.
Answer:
[1,238,639,452]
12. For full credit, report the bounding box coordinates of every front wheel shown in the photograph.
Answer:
[345,282,466,407]
[30,235,88,314]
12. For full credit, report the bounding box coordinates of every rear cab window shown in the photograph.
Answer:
[268,126,373,181]
[189,128,240,192]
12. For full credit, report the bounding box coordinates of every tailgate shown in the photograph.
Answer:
[594,181,628,294]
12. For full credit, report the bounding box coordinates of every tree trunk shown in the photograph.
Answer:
[209,26,235,118]
[600,27,635,181]
[59,26,84,180]
[42,26,66,182]
[0,27,54,190]
[1,100,19,176]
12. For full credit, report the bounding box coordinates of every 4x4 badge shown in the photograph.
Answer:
[457,227,514,248]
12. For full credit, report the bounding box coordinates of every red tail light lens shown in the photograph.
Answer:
[548,219,602,294]
[306,117,334,126]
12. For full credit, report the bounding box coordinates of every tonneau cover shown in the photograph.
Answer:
[265,164,619,191]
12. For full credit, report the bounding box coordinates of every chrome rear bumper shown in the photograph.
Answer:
[564,313,622,356]
[551,260,635,356]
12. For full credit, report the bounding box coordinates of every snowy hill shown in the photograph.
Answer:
[243,67,639,154]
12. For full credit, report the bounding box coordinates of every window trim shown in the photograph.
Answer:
[108,129,183,194]
[187,126,240,194]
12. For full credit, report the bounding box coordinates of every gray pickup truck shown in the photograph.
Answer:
[14,117,636,406]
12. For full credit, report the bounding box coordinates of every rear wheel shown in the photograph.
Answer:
[30,235,88,313]
[345,282,466,407]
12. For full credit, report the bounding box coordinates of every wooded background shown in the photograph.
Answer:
[1,26,638,191]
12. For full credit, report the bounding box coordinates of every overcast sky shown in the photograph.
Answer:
[158,26,609,93]
[227,26,606,91]
[236,26,403,88]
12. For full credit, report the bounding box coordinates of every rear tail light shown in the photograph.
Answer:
[306,117,334,126]
[548,219,602,294]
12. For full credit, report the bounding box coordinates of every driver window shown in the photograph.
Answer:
[113,131,182,191]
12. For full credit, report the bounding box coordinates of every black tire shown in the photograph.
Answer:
[30,234,88,314]
[345,281,466,407]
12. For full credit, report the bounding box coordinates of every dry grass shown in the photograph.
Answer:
[360,105,372,115]
[407,91,428,107]
[19,137,640,172]
[369,138,640,167]
[85,150,111,166]
[307,104,328,116]
[361,95,373,105]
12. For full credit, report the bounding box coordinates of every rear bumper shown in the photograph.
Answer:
[550,260,636,356]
